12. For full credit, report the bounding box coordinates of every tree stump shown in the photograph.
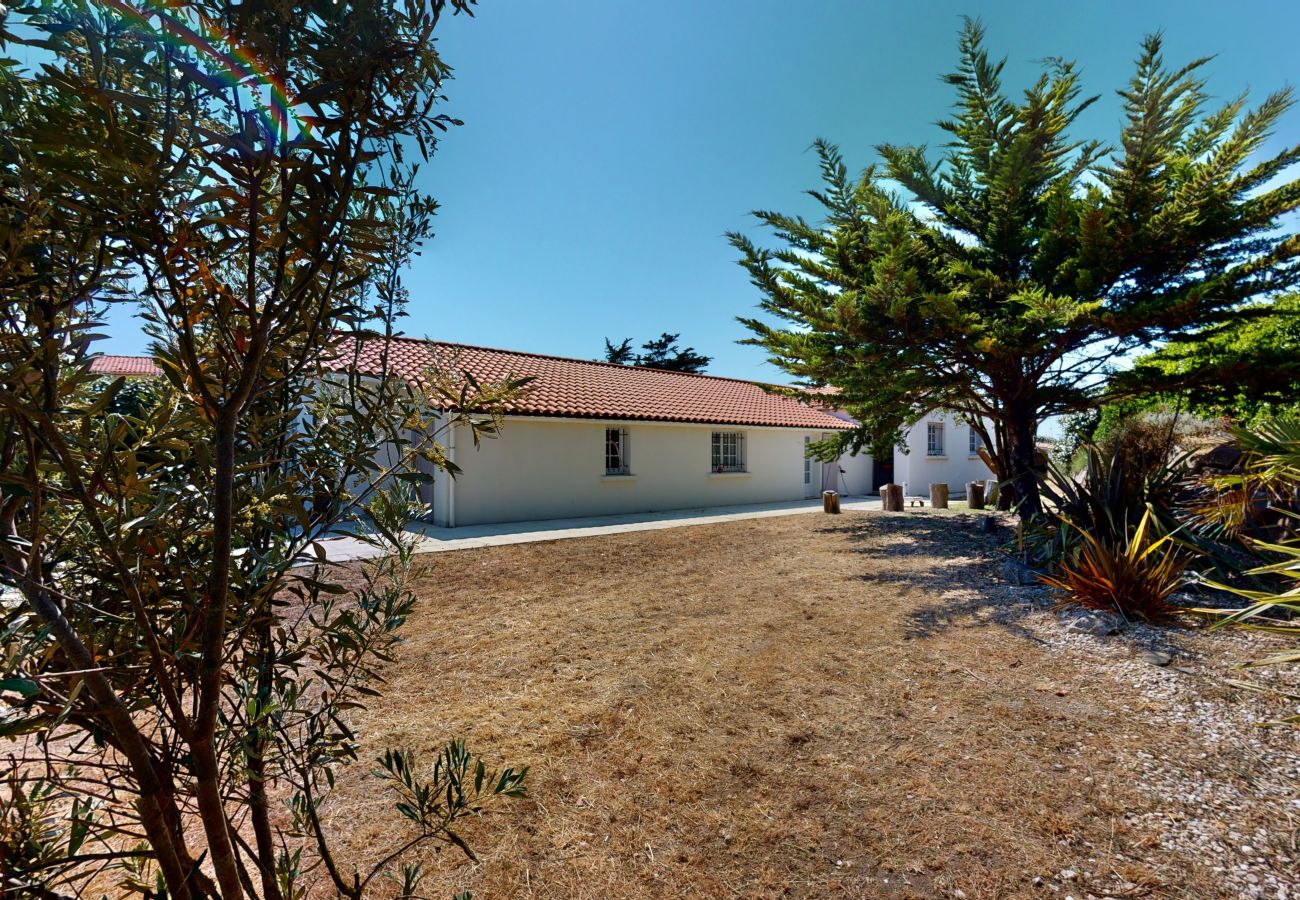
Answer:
[929,483,949,509]
[996,483,1015,511]
[966,480,985,510]
[882,483,903,512]
[985,478,1000,507]
[822,490,841,514]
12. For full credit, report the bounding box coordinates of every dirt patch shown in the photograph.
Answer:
[322,511,1298,898]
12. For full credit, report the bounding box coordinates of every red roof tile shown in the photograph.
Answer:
[338,338,855,430]
[85,341,855,430]
[89,355,162,376]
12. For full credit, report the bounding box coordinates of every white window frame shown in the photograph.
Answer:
[804,436,811,484]
[605,427,630,475]
[926,422,945,457]
[712,431,746,473]
[969,427,982,457]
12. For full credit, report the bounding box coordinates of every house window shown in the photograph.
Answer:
[969,428,983,456]
[804,436,811,484]
[605,427,629,475]
[712,431,746,472]
[926,422,945,457]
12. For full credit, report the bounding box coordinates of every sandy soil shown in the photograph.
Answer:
[321,510,1299,899]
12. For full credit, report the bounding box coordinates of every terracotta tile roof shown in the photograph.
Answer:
[85,341,856,430]
[89,355,162,376]
[338,337,856,430]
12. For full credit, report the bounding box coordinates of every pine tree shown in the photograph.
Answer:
[731,20,1300,517]
[602,332,712,373]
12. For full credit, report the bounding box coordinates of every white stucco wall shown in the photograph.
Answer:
[893,410,994,498]
[838,449,875,495]
[428,416,855,527]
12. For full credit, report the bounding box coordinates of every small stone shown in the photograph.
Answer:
[1059,607,1124,636]
[1059,868,1078,881]
[1140,649,1174,667]
[1000,557,1042,586]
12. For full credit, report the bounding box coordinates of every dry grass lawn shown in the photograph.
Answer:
[321,511,1290,898]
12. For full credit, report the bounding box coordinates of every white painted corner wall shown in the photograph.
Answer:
[892,410,995,498]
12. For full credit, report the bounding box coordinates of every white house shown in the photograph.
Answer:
[89,341,993,527]
[890,409,994,501]
[345,339,867,527]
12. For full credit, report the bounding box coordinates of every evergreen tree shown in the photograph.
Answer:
[1120,293,1300,425]
[731,20,1300,517]
[602,332,712,373]
[604,337,636,365]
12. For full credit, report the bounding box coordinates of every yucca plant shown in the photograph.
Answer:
[1039,509,1190,623]
[1192,421,1300,545]
[1023,441,1189,568]
[1190,423,1300,724]
[1194,538,1300,727]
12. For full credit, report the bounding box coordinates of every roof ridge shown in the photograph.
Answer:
[385,334,781,388]
[91,343,815,394]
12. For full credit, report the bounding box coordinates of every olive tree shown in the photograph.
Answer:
[0,2,527,898]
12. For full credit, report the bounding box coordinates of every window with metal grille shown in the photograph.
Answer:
[969,427,982,456]
[605,427,629,475]
[712,431,745,472]
[804,436,811,484]
[926,422,945,457]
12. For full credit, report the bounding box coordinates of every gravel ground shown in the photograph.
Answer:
[1016,588,1300,900]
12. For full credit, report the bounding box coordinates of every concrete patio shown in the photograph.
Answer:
[317,495,884,562]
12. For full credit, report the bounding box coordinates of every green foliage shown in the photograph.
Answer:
[375,741,528,863]
[731,19,1300,518]
[603,332,712,373]
[0,1,528,898]
[1051,410,1100,471]
[1039,509,1190,623]
[1025,441,1189,568]
[1195,422,1300,725]
[1122,293,1300,427]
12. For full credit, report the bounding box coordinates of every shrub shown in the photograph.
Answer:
[1191,421,1300,545]
[1192,422,1300,724]
[1039,509,1189,623]
[1023,441,1188,569]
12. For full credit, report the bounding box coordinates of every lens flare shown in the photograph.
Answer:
[99,0,310,145]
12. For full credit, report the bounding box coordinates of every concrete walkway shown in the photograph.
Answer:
[317,496,883,562]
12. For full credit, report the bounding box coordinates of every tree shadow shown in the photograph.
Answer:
[816,513,1193,652]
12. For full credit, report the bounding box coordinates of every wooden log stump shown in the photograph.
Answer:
[929,483,949,509]
[985,479,1000,507]
[822,490,841,514]
[996,483,1015,511]
[882,483,903,512]
[966,481,985,510]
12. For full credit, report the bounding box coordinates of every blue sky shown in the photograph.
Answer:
[104,0,1300,384]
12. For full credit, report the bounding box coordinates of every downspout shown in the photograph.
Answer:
[446,418,456,529]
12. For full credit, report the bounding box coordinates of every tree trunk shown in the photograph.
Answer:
[1005,407,1042,518]
[882,483,903,511]
[966,481,985,510]
[929,483,949,509]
